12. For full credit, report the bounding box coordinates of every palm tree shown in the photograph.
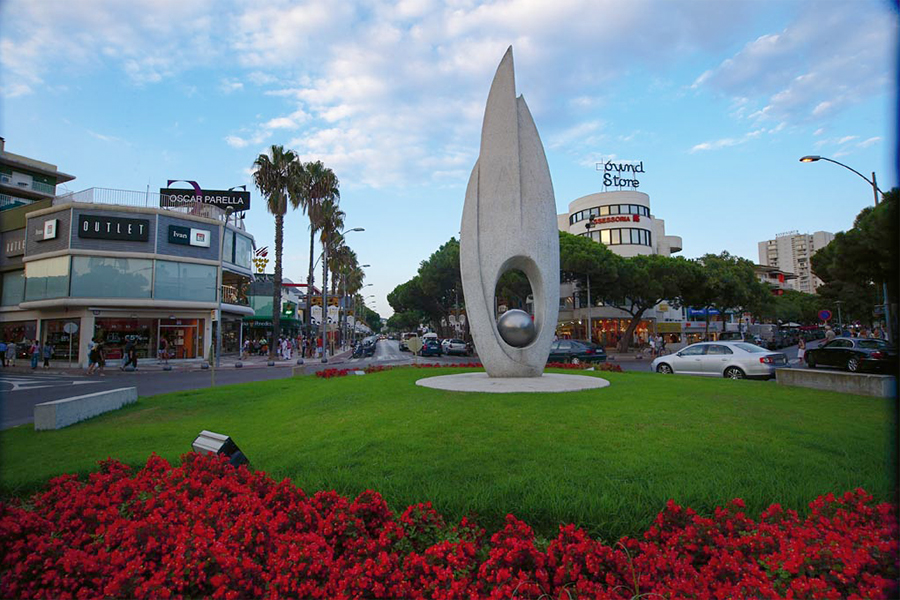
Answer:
[252,145,300,360]
[292,161,340,338]
[313,198,345,359]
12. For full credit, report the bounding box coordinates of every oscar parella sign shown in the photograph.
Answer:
[159,182,250,212]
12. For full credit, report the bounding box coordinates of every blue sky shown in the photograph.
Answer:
[2,0,896,317]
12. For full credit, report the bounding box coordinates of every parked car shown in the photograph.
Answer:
[547,339,607,364]
[442,339,468,356]
[650,341,788,380]
[399,333,416,352]
[419,338,443,357]
[804,337,897,373]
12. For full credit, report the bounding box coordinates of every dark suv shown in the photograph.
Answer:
[547,340,607,364]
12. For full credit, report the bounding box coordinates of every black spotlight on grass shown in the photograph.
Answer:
[191,430,249,467]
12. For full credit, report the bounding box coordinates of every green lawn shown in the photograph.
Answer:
[1,368,895,540]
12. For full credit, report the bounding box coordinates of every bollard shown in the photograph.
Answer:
[235,361,243,368]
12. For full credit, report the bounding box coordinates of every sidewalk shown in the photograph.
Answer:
[0,348,356,377]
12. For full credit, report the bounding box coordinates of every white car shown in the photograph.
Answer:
[650,341,788,380]
[442,339,468,356]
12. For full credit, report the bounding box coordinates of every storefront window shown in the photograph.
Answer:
[1,320,36,355]
[94,318,156,361]
[1,269,25,306]
[71,256,152,298]
[159,318,204,359]
[24,256,70,301]
[155,260,217,302]
[43,318,81,362]
[234,235,252,269]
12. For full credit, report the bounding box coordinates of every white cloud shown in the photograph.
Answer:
[225,135,250,148]
[220,78,244,94]
[693,3,896,125]
[857,137,880,149]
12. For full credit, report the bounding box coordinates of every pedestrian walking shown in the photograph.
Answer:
[158,337,170,364]
[241,339,250,360]
[42,341,53,369]
[0,340,6,367]
[796,338,806,367]
[5,340,16,367]
[648,335,656,358]
[121,338,138,370]
[87,340,101,375]
[30,339,40,370]
[824,326,835,342]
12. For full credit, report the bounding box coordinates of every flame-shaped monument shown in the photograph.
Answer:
[417,47,609,393]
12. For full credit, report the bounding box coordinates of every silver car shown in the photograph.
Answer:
[651,341,788,380]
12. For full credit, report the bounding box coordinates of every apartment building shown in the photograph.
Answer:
[757,230,835,294]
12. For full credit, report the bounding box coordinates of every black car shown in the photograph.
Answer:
[547,339,607,364]
[805,337,897,373]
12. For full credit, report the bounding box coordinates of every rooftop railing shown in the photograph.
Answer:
[55,187,244,228]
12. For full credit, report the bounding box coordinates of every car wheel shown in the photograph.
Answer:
[656,363,673,374]
[724,367,745,380]
[847,356,860,372]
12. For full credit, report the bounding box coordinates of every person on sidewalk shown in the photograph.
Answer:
[158,337,170,364]
[86,337,97,374]
[796,338,807,367]
[42,341,53,369]
[5,340,16,367]
[824,326,835,342]
[121,339,138,370]
[30,340,40,370]
[0,340,6,367]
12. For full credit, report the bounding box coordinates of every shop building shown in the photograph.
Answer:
[0,187,255,366]
[556,189,685,347]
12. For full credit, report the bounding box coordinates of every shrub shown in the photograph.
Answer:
[1,454,896,598]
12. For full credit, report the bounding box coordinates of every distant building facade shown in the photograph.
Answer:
[0,137,75,213]
[757,231,834,294]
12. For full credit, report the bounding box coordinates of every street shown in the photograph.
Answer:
[0,339,820,430]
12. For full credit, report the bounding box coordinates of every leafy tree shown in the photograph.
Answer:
[252,145,300,359]
[558,231,622,315]
[608,255,700,351]
[811,188,898,336]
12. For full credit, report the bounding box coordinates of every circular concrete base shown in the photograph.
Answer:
[415,372,610,393]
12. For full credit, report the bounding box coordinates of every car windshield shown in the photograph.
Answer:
[734,343,768,353]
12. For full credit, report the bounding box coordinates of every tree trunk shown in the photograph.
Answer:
[271,212,284,360]
[616,306,648,353]
[306,228,315,338]
[704,306,711,341]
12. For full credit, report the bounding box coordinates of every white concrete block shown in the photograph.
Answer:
[34,387,138,430]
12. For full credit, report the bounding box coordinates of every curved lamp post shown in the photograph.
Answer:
[321,227,364,362]
[799,155,891,341]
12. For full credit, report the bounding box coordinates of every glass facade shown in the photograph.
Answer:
[223,230,234,265]
[155,260,217,302]
[234,234,253,269]
[24,256,70,301]
[1,269,25,306]
[1,320,37,353]
[95,318,157,361]
[70,256,152,298]
[582,228,652,247]
[570,204,650,225]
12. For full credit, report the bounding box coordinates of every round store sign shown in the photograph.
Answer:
[818,309,832,321]
[63,322,79,334]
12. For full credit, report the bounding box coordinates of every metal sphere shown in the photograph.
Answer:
[497,309,536,347]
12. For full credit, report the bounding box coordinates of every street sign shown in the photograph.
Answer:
[63,322,78,334]
[407,336,423,355]
[818,309,832,321]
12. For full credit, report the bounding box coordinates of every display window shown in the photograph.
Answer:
[159,318,205,359]
[43,318,81,362]
[94,318,156,360]
[0,320,37,357]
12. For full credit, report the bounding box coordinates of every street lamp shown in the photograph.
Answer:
[214,207,235,384]
[799,155,891,341]
[321,227,364,363]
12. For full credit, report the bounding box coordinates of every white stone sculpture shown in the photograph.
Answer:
[460,47,560,378]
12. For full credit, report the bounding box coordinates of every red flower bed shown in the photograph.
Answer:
[1,454,896,599]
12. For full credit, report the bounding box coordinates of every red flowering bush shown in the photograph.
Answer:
[1,454,896,599]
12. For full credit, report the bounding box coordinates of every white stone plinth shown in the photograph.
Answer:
[34,387,138,430]
[415,373,610,393]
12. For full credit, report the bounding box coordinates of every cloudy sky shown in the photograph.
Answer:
[2,0,896,317]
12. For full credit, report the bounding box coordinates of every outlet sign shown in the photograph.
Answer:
[78,215,150,241]
[168,225,211,248]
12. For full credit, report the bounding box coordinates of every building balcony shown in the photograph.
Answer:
[0,178,55,202]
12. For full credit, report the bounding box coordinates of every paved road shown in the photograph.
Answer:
[1,339,823,429]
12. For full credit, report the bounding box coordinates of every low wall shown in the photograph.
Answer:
[34,387,138,430]
[775,368,896,398]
